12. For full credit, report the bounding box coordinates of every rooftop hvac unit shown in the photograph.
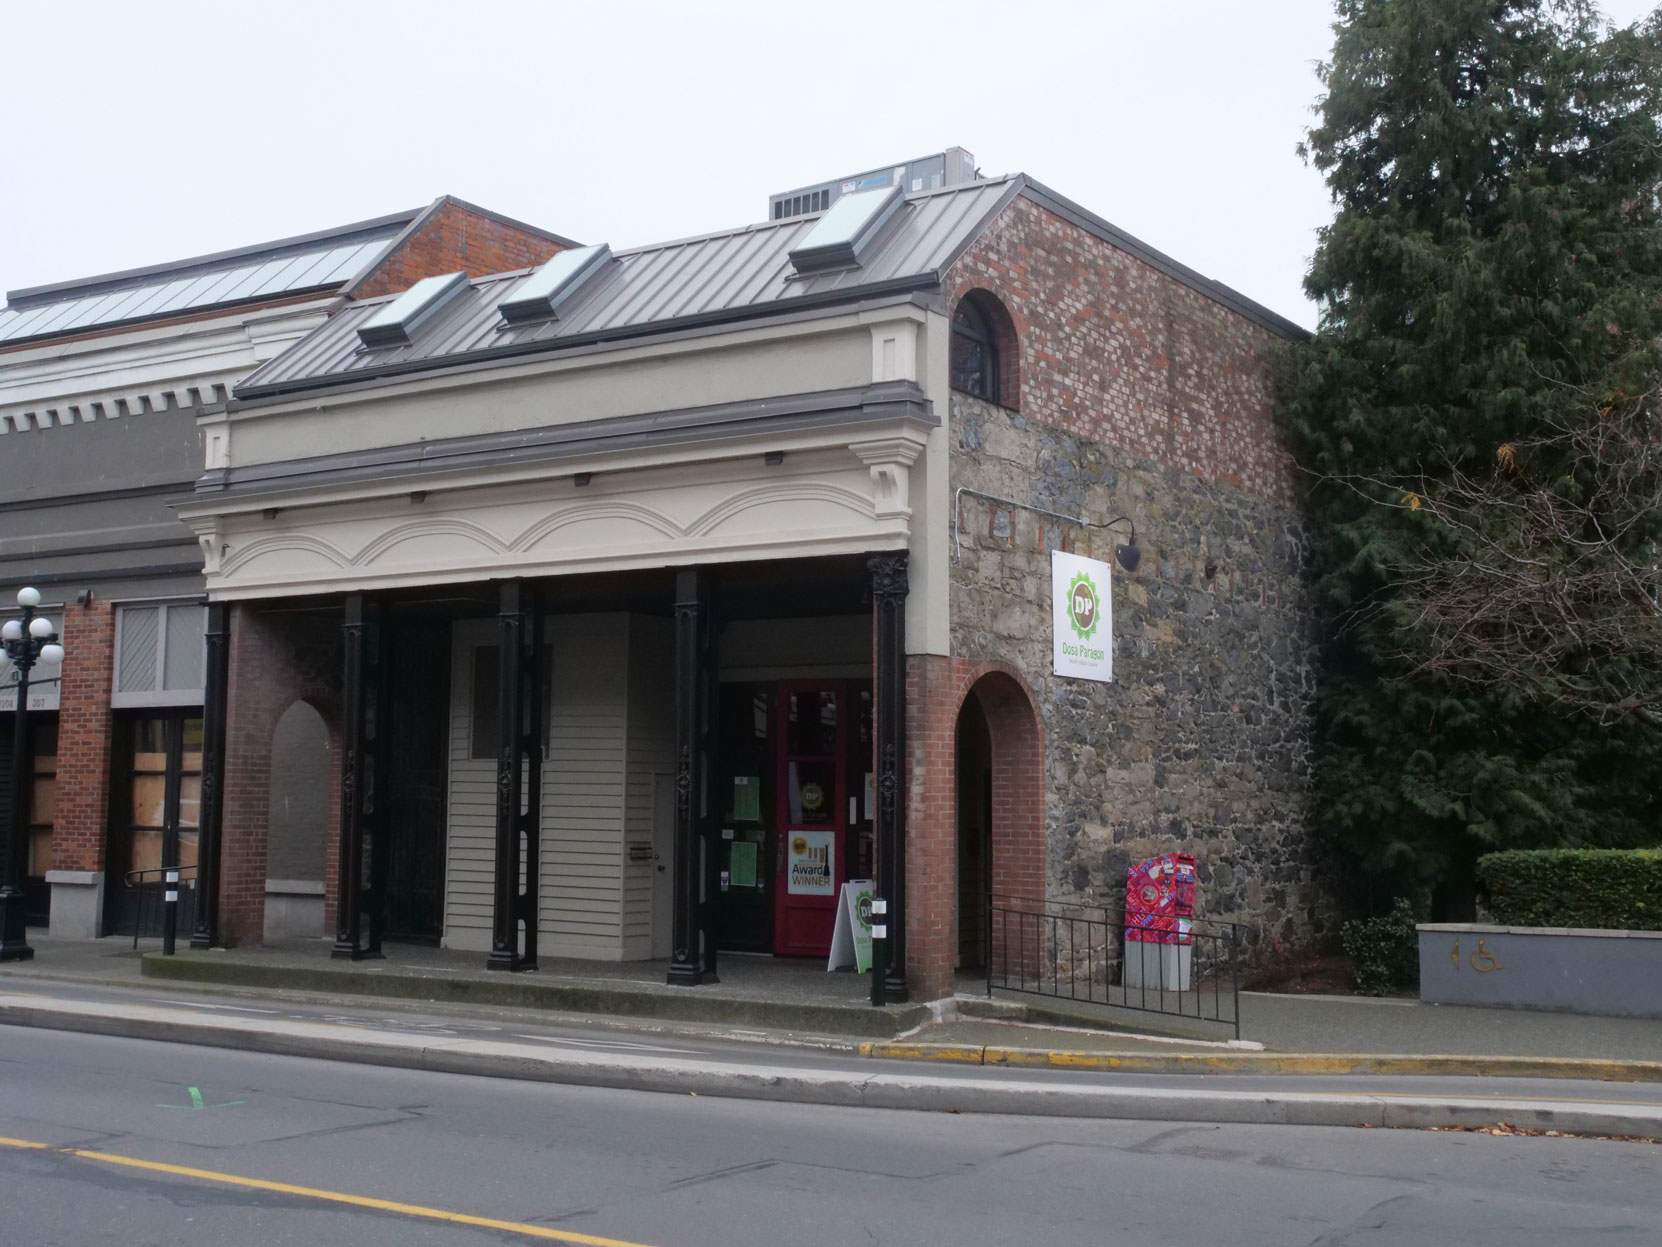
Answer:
[768,147,978,222]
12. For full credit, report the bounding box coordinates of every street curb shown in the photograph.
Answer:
[3,998,1662,1139]
[139,952,928,1040]
[858,1041,1662,1083]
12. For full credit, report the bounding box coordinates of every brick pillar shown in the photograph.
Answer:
[904,654,960,1002]
[47,598,115,939]
[51,599,115,873]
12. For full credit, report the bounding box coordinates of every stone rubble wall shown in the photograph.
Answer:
[948,391,1334,956]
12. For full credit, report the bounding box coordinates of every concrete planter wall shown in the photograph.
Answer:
[1418,923,1662,1019]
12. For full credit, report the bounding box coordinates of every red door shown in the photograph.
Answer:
[774,682,847,956]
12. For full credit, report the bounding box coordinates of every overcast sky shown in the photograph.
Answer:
[3,0,1656,329]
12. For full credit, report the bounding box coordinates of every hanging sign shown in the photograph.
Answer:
[1052,549,1113,682]
[0,661,59,713]
[827,879,875,973]
[786,830,836,895]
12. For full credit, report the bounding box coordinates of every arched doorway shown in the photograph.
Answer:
[953,669,1045,972]
[265,700,330,939]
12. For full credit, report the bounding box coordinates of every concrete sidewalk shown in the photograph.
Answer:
[2,934,1658,1072]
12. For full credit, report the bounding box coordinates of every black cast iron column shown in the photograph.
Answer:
[489,579,541,972]
[666,568,707,986]
[332,593,382,960]
[0,642,36,963]
[190,602,230,950]
[869,551,909,1004]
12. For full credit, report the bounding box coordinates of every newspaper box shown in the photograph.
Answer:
[1123,852,1196,990]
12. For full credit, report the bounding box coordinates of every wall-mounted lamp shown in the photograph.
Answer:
[409,491,428,505]
[1100,515,1141,572]
[261,507,281,521]
[764,451,785,467]
[573,472,592,487]
[75,589,95,608]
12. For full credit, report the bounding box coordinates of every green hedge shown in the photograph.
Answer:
[1341,897,1420,995]
[1476,849,1662,930]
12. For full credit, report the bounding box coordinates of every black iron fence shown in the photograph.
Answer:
[121,864,198,952]
[987,894,1242,1039]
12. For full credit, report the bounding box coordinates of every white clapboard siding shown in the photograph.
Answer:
[444,618,498,952]
[622,616,674,959]
[446,613,680,961]
[719,614,871,682]
[538,614,629,959]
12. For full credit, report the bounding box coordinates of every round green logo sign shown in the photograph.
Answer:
[1067,571,1100,641]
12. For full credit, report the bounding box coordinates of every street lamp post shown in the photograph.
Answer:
[1,588,64,961]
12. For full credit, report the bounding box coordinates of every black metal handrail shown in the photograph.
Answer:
[122,864,198,952]
[987,893,1242,1039]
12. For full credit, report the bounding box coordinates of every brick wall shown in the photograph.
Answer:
[51,598,114,874]
[220,604,342,945]
[947,194,1293,503]
[905,655,1045,1002]
[351,201,569,300]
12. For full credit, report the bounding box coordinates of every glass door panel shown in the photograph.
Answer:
[108,712,202,938]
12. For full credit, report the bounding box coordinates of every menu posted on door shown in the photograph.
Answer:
[786,830,836,895]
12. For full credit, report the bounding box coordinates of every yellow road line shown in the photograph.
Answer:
[0,1136,656,1246]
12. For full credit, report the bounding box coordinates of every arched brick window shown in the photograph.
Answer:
[949,290,1019,408]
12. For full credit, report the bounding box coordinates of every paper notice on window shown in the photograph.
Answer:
[729,840,757,888]
[732,775,760,823]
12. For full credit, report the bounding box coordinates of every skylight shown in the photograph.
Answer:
[497,244,612,325]
[356,271,470,348]
[787,185,904,274]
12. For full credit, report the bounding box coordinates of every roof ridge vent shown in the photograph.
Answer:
[787,185,904,274]
[357,270,471,348]
[498,244,612,325]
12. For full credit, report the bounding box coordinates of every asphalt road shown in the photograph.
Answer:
[1,1025,1659,1246]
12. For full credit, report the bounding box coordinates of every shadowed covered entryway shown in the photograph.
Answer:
[954,669,1045,970]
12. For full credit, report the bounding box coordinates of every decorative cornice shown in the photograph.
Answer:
[183,381,937,513]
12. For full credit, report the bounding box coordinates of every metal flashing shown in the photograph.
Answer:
[233,280,940,404]
[356,271,471,348]
[788,185,904,273]
[498,244,613,324]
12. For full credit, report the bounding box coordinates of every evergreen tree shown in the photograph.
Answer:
[1284,0,1662,913]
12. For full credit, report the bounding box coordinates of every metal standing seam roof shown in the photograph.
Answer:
[0,211,430,349]
[235,178,1025,399]
[0,239,399,346]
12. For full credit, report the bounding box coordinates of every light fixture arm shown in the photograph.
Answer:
[951,487,1141,571]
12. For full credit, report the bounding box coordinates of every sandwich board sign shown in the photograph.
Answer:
[1052,549,1113,682]
[827,879,875,973]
